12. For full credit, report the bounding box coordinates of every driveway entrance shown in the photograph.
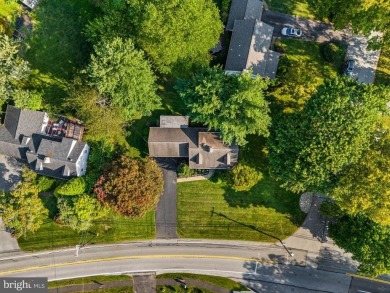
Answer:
[155,158,178,239]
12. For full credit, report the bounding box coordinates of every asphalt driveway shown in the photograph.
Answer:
[0,155,22,253]
[155,158,178,239]
[261,10,349,43]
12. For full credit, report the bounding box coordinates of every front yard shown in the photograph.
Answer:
[177,136,305,242]
[19,212,155,252]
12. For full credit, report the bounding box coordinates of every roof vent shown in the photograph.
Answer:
[44,156,51,164]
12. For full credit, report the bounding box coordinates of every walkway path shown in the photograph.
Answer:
[155,158,178,239]
[177,169,215,182]
[281,194,358,274]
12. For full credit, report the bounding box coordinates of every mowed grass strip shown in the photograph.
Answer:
[157,273,248,291]
[19,212,155,252]
[177,178,304,242]
[49,275,132,289]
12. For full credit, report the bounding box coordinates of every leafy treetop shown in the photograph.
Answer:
[268,77,388,193]
[94,156,163,218]
[176,67,271,146]
[330,214,390,277]
[86,37,160,119]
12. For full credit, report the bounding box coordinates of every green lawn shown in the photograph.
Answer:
[49,275,132,289]
[22,0,98,113]
[157,273,248,291]
[177,136,305,242]
[375,46,390,86]
[271,39,342,112]
[19,212,155,252]
[266,0,320,20]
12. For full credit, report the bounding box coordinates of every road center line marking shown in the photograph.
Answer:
[0,255,272,276]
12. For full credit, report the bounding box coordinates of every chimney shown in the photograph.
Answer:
[44,156,51,164]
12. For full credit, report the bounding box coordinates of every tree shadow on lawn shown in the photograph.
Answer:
[210,135,305,226]
[24,0,97,80]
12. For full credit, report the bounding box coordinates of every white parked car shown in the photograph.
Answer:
[281,27,302,37]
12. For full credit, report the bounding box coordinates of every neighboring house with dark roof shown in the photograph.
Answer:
[20,0,40,10]
[148,116,238,169]
[225,0,280,79]
[0,106,89,179]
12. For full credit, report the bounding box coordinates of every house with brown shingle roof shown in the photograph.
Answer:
[148,116,238,169]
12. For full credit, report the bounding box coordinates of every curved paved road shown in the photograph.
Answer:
[0,240,350,293]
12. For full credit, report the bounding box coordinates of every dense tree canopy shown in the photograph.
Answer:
[66,84,126,143]
[177,67,271,145]
[57,195,108,232]
[54,177,86,196]
[12,89,43,110]
[86,37,160,119]
[330,214,390,277]
[94,156,163,218]
[313,0,390,47]
[0,169,48,238]
[268,77,388,193]
[87,0,223,74]
[330,115,390,225]
[0,33,30,106]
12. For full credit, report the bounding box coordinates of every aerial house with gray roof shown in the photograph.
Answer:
[148,116,238,169]
[0,106,89,179]
[225,0,280,79]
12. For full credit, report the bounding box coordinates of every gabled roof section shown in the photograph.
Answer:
[148,117,239,169]
[3,105,46,141]
[225,19,256,72]
[226,0,264,31]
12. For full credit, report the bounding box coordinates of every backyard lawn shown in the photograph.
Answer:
[19,212,155,252]
[271,39,343,112]
[266,0,321,20]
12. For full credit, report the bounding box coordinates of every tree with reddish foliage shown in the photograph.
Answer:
[94,156,163,218]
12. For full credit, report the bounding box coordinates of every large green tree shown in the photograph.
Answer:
[87,0,223,74]
[0,170,48,238]
[313,0,390,47]
[330,115,390,225]
[86,37,160,119]
[66,84,126,143]
[268,77,388,193]
[176,67,271,145]
[57,194,108,232]
[330,214,390,277]
[94,156,163,218]
[0,33,30,106]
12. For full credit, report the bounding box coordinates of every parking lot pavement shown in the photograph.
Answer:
[347,35,381,84]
